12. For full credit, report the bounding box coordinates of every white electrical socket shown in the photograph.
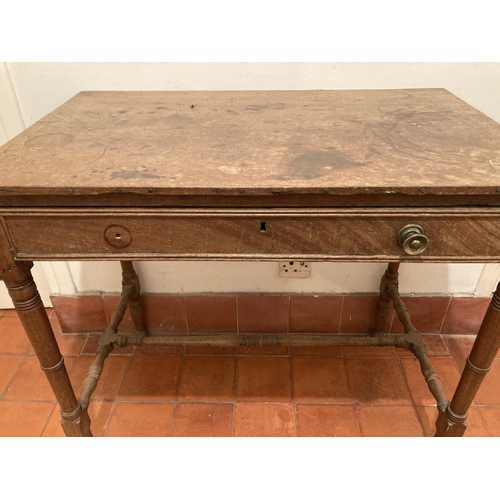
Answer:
[279,261,311,278]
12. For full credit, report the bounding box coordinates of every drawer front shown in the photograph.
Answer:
[4,210,500,261]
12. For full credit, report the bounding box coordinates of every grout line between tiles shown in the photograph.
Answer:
[286,295,290,334]
[168,347,187,437]
[4,397,448,406]
[353,406,363,436]
[184,297,189,335]
[337,295,345,334]
[235,296,239,335]
[289,354,299,436]
[0,354,27,400]
[438,296,453,334]
[102,353,136,436]
[39,401,58,437]
[232,352,239,437]
[473,405,492,437]
[412,403,430,437]
[103,401,118,437]
[396,355,418,407]
[388,309,395,334]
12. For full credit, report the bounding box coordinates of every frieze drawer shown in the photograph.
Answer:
[3,209,500,262]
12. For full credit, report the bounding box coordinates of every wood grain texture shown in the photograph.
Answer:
[5,208,500,262]
[3,261,91,436]
[1,89,500,200]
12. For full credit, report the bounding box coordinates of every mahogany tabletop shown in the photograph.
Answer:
[1,89,500,205]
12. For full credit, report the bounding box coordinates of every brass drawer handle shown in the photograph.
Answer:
[397,224,429,255]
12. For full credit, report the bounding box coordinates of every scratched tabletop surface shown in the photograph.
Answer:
[1,89,500,197]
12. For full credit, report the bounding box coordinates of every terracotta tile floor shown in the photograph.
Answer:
[1,308,500,437]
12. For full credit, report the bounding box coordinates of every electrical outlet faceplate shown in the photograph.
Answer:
[279,261,311,278]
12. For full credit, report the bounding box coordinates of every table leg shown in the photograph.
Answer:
[4,261,92,437]
[374,262,399,334]
[120,261,146,336]
[435,281,500,436]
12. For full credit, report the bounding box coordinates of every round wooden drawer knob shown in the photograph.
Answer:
[104,224,132,248]
[397,224,429,255]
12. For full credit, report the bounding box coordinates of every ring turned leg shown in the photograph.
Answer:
[120,261,146,338]
[435,281,500,436]
[4,261,91,437]
[374,262,400,334]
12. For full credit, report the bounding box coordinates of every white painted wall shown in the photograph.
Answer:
[1,62,500,307]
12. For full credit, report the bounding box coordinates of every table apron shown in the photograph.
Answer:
[2,208,500,262]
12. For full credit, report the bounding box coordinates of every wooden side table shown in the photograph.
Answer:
[2,89,500,437]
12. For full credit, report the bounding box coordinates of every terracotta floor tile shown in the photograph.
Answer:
[297,404,361,437]
[82,334,135,355]
[234,403,296,437]
[0,316,32,354]
[357,406,424,436]
[186,345,237,355]
[0,354,24,395]
[342,345,397,357]
[71,355,130,400]
[50,313,86,354]
[135,344,185,356]
[103,294,135,333]
[178,356,236,402]
[171,403,233,436]
[143,295,187,335]
[400,357,460,406]
[289,296,342,334]
[186,296,237,334]
[474,359,500,405]
[390,296,450,334]
[454,357,466,373]
[340,296,379,334]
[2,310,18,317]
[2,309,47,318]
[118,356,182,401]
[346,358,412,405]
[441,297,490,335]
[51,295,108,333]
[396,335,450,357]
[238,295,289,334]
[292,357,352,403]
[4,356,76,401]
[238,345,289,356]
[237,357,292,402]
[417,406,489,437]
[0,401,54,436]
[477,406,500,436]
[51,329,86,357]
[106,402,174,436]
[290,346,342,357]
[42,401,114,437]
[442,335,476,359]
[460,358,500,410]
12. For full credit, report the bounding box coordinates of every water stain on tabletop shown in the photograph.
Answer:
[110,170,164,180]
[245,105,268,112]
[25,133,74,150]
[282,147,365,179]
